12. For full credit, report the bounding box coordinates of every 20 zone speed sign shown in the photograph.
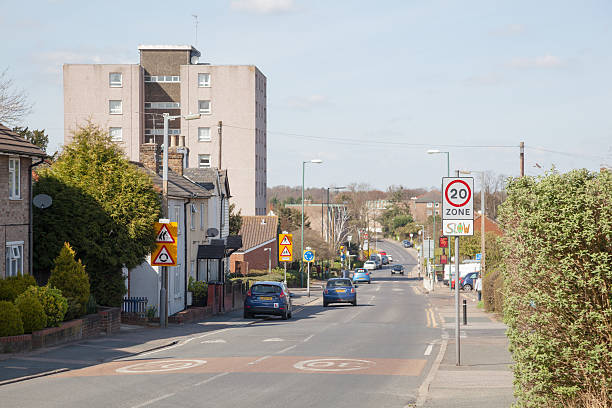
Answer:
[442,177,474,236]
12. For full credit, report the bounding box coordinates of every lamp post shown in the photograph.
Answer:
[301,159,323,287]
[427,149,450,177]
[263,248,271,275]
[460,170,485,278]
[159,112,201,328]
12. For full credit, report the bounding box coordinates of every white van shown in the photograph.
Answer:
[443,262,481,284]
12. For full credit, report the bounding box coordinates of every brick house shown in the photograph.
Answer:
[474,213,503,237]
[230,215,278,275]
[410,190,442,224]
[0,124,45,278]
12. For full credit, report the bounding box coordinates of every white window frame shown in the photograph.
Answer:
[427,202,433,208]
[198,100,211,114]
[5,242,24,277]
[144,75,180,83]
[144,102,180,109]
[198,154,211,169]
[109,100,122,115]
[109,72,122,87]
[109,127,122,142]
[8,157,20,200]
[197,127,211,142]
[190,204,197,230]
[198,73,211,87]
[145,128,180,136]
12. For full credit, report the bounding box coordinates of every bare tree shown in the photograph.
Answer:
[0,69,32,126]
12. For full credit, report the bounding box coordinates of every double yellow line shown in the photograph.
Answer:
[426,307,438,328]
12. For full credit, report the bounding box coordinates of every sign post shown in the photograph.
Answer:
[442,176,474,367]
[153,220,178,328]
[303,248,315,297]
[279,233,293,284]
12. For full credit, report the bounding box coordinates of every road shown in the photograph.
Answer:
[1,241,444,408]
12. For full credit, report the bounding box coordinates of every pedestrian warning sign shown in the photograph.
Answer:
[278,233,293,262]
[280,246,291,257]
[152,245,176,266]
[152,221,178,266]
[280,235,291,246]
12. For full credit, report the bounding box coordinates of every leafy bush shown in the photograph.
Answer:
[14,291,47,333]
[188,277,208,307]
[23,286,68,327]
[48,242,90,320]
[0,301,24,337]
[0,274,37,302]
[482,269,503,313]
[499,169,612,407]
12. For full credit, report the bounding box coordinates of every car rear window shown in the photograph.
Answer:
[251,285,282,294]
[327,279,352,288]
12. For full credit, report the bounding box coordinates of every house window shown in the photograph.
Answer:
[427,202,433,208]
[144,102,180,109]
[5,242,24,277]
[198,100,211,114]
[145,129,180,136]
[198,154,211,168]
[191,204,197,230]
[109,100,122,114]
[8,158,20,199]
[197,127,211,142]
[198,73,210,87]
[144,75,180,83]
[109,73,122,87]
[109,127,122,142]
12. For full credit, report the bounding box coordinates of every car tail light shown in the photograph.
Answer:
[246,289,251,297]
[350,288,355,293]
[323,289,328,294]
[279,291,285,298]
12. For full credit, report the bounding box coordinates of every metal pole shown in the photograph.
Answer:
[432,201,436,287]
[446,152,450,177]
[284,262,287,285]
[301,161,305,287]
[481,172,486,279]
[455,234,461,365]
[268,249,271,275]
[159,114,171,328]
[307,261,310,297]
[520,142,525,177]
[463,299,467,325]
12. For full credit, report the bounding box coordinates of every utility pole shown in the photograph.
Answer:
[520,141,524,177]
[455,169,461,366]
[218,121,223,169]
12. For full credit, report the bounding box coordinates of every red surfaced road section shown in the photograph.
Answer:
[56,356,427,378]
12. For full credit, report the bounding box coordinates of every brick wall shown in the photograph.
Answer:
[243,242,278,272]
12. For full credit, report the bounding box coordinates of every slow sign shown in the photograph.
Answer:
[442,177,474,236]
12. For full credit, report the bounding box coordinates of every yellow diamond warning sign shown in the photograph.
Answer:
[152,222,178,266]
[278,233,293,262]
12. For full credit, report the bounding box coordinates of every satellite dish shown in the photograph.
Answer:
[206,228,219,237]
[191,55,199,64]
[33,194,53,209]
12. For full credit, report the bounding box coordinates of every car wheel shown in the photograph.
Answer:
[352,300,357,306]
[463,284,472,291]
[323,301,328,307]
[288,311,292,319]
[243,311,252,319]
[281,310,288,320]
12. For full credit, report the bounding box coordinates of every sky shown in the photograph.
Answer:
[1,0,611,191]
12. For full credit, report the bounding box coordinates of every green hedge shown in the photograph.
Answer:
[0,275,37,302]
[15,291,47,333]
[48,242,90,320]
[23,286,68,327]
[0,301,24,337]
[499,169,612,407]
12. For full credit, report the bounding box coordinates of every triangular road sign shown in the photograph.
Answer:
[280,235,291,245]
[280,246,292,257]
[156,224,175,243]
[153,245,176,265]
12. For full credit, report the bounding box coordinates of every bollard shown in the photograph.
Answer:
[462,299,467,325]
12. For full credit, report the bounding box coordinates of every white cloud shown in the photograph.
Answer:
[231,0,295,14]
[510,55,564,69]
[286,94,329,110]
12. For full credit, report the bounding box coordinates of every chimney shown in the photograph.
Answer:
[168,147,184,177]
[140,143,161,174]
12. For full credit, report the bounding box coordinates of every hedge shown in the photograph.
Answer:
[499,169,612,407]
[48,242,90,320]
[22,286,68,327]
[0,275,37,302]
[14,290,47,333]
[0,301,24,337]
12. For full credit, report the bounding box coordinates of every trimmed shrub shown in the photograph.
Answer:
[48,242,90,320]
[0,301,24,337]
[0,274,37,302]
[499,169,612,407]
[14,291,47,333]
[22,286,68,327]
[188,277,208,307]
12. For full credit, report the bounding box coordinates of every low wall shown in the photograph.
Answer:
[0,307,121,354]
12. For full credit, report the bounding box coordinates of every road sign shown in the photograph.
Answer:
[152,222,178,266]
[278,233,293,262]
[442,177,474,236]
[439,236,448,248]
[422,239,434,258]
[303,249,315,263]
[475,253,482,261]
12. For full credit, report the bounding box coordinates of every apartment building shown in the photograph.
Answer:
[63,45,267,215]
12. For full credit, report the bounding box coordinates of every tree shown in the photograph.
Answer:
[277,206,309,232]
[12,126,48,153]
[229,203,243,235]
[0,69,32,126]
[33,123,160,306]
[48,242,90,320]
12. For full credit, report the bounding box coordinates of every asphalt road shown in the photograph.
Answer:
[1,242,442,408]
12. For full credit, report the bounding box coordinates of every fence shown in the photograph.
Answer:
[122,297,148,318]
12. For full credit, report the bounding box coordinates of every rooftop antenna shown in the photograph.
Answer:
[192,14,199,46]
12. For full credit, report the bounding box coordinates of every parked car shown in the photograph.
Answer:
[387,254,393,262]
[364,260,377,270]
[391,264,404,275]
[403,241,413,248]
[323,278,357,307]
[352,268,371,284]
[381,255,389,265]
[451,272,479,290]
[244,281,293,319]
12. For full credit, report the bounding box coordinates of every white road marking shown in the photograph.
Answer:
[201,339,227,344]
[263,338,284,342]
[117,360,207,374]
[294,358,376,372]
[424,344,434,356]
[303,334,315,342]
[130,393,175,408]
[392,288,404,292]
[248,355,271,365]
[277,344,297,354]
[138,328,233,357]
[376,286,381,292]
[194,372,230,386]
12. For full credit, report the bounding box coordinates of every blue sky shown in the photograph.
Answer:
[1,0,611,190]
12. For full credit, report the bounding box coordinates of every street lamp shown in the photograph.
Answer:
[301,159,323,287]
[263,248,272,275]
[159,112,201,329]
[427,149,450,177]
[460,170,485,279]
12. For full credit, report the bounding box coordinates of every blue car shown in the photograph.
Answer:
[352,268,371,284]
[323,278,357,307]
[244,281,293,320]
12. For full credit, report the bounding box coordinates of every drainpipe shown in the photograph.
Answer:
[183,198,191,310]
[29,157,45,278]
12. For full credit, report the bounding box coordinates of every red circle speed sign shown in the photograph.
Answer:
[444,180,471,208]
